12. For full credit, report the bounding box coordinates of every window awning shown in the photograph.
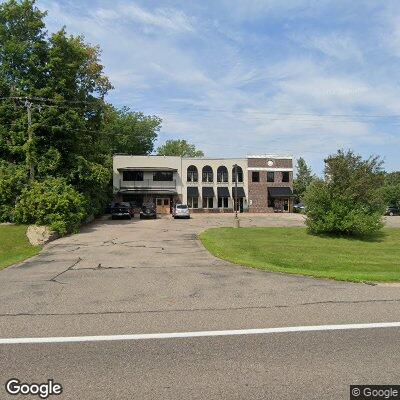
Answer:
[217,187,230,197]
[118,167,177,172]
[268,187,294,198]
[232,187,246,198]
[202,186,215,198]
[119,189,177,195]
[187,187,199,197]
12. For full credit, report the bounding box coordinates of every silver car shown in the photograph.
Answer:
[172,204,190,219]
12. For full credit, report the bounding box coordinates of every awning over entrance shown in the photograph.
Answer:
[119,189,177,195]
[117,167,178,172]
[202,186,215,198]
[187,187,199,197]
[217,187,230,197]
[268,187,294,198]
[232,187,245,198]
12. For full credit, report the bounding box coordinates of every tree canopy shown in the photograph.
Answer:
[304,150,386,236]
[157,139,204,157]
[0,0,160,232]
[293,157,314,203]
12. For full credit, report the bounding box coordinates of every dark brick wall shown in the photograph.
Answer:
[247,158,293,213]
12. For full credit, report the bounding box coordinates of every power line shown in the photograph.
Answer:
[0,96,103,105]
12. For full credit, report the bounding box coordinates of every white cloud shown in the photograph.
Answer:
[37,0,400,172]
[293,32,364,61]
[95,3,195,33]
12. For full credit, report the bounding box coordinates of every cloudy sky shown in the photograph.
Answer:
[37,0,400,173]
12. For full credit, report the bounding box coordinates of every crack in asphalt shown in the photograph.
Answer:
[1,298,399,318]
[49,258,82,284]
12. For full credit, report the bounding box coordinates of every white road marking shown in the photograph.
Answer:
[1,322,400,345]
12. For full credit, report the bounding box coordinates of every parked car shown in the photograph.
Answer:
[293,203,307,213]
[385,206,399,216]
[120,202,135,218]
[111,203,133,220]
[173,204,190,219]
[140,203,157,219]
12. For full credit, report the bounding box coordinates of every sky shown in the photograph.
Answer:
[36,0,400,174]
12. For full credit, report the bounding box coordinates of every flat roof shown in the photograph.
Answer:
[247,154,293,159]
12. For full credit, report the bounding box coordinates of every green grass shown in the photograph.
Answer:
[200,227,400,282]
[0,225,41,270]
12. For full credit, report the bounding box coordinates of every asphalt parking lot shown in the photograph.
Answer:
[0,213,399,399]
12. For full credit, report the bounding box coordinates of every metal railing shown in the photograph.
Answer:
[120,179,176,189]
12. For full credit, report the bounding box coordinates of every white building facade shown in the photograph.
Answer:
[113,154,294,214]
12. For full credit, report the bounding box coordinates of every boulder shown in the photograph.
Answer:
[26,225,59,246]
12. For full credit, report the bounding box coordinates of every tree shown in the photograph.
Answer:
[379,171,400,208]
[157,139,204,157]
[0,0,160,232]
[103,105,161,155]
[304,150,386,236]
[293,157,314,203]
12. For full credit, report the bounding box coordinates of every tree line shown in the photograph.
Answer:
[0,0,206,234]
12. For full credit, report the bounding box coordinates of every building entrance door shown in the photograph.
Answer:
[156,197,170,214]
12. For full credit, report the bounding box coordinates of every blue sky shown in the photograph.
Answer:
[37,0,400,173]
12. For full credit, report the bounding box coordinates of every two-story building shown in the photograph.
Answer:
[113,154,294,214]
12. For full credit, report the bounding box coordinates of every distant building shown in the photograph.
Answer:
[113,154,294,214]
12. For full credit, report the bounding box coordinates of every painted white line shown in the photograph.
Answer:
[1,322,400,345]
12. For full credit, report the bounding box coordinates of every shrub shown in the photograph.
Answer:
[14,178,87,235]
[0,161,28,222]
[304,150,385,236]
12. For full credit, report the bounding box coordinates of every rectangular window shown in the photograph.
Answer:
[202,172,213,182]
[267,171,275,182]
[282,171,290,182]
[202,197,213,208]
[218,197,229,208]
[252,171,260,182]
[188,197,198,209]
[122,171,143,181]
[233,172,243,182]
[153,171,173,181]
[187,171,198,182]
[217,172,228,182]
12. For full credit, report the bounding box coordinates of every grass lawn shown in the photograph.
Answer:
[0,225,41,270]
[200,227,400,282]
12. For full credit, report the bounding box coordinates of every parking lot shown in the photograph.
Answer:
[1,214,400,399]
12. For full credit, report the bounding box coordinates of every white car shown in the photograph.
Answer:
[172,204,190,219]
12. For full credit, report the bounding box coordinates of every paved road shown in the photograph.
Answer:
[0,214,399,399]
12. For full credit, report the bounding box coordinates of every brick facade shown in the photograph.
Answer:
[248,157,293,213]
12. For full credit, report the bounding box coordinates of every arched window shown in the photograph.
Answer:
[217,166,228,182]
[187,165,198,182]
[232,165,243,182]
[202,165,213,182]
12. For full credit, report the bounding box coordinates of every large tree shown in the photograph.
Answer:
[0,0,160,230]
[157,139,204,157]
[293,157,314,203]
[103,105,161,156]
[304,150,386,236]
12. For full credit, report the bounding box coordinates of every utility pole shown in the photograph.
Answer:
[25,99,35,181]
[233,163,240,228]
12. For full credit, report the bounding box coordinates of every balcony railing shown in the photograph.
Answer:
[120,179,176,189]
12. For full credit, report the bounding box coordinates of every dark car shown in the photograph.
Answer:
[111,203,133,219]
[140,203,157,219]
[385,206,399,216]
